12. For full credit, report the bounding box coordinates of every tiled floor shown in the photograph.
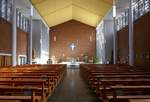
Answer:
[48,68,99,102]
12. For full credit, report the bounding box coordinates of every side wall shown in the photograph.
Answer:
[0,18,28,66]
[118,12,150,65]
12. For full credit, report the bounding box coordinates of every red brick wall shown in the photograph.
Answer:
[0,18,12,54]
[0,17,28,66]
[134,12,150,65]
[117,12,150,65]
[117,26,129,64]
[50,20,96,61]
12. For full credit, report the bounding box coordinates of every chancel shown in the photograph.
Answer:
[0,0,150,102]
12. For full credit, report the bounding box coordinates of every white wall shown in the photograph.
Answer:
[96,8,114,64]
[32,20,49,64]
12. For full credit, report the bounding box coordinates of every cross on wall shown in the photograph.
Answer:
[70,43,76,51]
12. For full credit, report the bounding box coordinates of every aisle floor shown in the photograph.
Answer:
[48,68,99,102]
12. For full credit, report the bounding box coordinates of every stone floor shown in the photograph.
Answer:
[48,68,99,102]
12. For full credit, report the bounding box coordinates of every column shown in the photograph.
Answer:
[113,0,118,64]
[129,0,135,66]
[28,6,33,64]
[12,0,17,66]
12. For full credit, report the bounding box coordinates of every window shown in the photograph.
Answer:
[6,0,12,22]
[116,17,121,31]
[119,16,122,29]
[19,13,22,29]
[22,16,26,31]
[1,0,7,19]
[133,2,139,21]
[139,0,144,16]
[18,55,27,65]
[125,9,129,26]
[116,19,119,31]
[116,0,149,31]
[144,0,150,13]
[132,0,150,21]
[122,13,126,27]
[16,8,29,32]
[25,18,29,32]
[0,0,2,17]
[16,9,20,27]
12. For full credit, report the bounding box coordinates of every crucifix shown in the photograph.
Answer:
[70,43,76,51]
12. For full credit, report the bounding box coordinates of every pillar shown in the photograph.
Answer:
[12,0,17,66]
[113,0,118,64]
[129,0,135,66]
[28,6,33,64]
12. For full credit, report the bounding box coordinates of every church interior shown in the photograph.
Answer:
[0,0,150,102]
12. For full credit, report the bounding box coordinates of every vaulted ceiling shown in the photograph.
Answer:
[31,0,113,27]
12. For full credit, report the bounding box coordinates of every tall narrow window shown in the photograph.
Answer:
[6,0,12,22]
[122,13,126,27]
[25,17,27,32]
[116,19,119,31]
[18,55,27,65]
[144,0,150,12]
[132,1,139,21]
[1,0,6,19]
[25,18,29,32]
[139,0,144,16]
[0,0,2,17]
[22,16,25,31]
[16,9,20,27]
[20,13,23,29]
[119,17,122,30]
[125,9,129,26]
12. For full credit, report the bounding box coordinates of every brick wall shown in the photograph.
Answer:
[50,20,96,62]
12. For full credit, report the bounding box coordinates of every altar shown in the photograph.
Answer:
[60,61,84,68]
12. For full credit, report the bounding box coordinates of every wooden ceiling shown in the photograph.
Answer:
[31,0,113,27]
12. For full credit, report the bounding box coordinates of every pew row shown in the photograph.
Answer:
[0,64,67,102]
[80,64,150,102]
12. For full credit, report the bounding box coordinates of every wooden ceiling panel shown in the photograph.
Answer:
[44,5,72,27]
[34,0,72,16]
[72,5,101,27]
[73,0,111,15]
[31,0,113,27]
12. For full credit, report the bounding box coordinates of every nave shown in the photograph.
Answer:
[0,64,150,102]
[0,0,150,102]
[48,68,99,102]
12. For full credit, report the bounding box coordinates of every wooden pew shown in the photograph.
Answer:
[99,79,150,102]
[0,64,67,102]
[89,74,150,93]
[0,86,42,102]
[80,64,150,102]
[0,76,55,94]
[111,86,150,100]
[0,79,47,102]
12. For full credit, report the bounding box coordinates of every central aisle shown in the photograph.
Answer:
[48,68,99,102]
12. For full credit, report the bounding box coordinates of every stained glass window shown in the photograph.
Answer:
[1,0,6,19]
[144,0,150,12]
[125,9,129,26]
[16,9,20,27]
[6,0,12,22]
